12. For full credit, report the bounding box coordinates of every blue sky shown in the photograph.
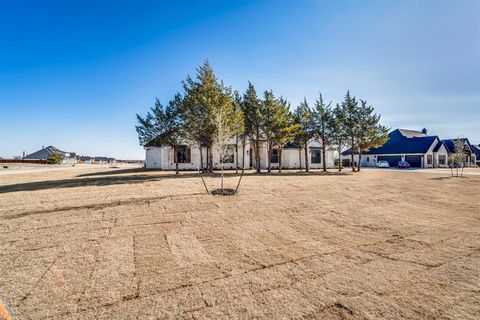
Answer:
[1,0,479,159]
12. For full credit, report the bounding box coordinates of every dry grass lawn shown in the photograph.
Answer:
[1,166,479,319]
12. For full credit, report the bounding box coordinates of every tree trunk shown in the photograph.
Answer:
[322,138,327,172]
[235,136,239,174]
[357,148,362,172]
[205,147,209,173]
[278,148,283,173]
[174,146,179,174]
[199,145,204,172]
[241,136,246,170]
[338,145,342,172]
[350,137,355,172]
[209,146,213,173]
[298,148,302,171]
[267,142,272,173]
[206,147,211,173]
[221,157,224,194]
[255,127,261,173]
[304,143,309,172]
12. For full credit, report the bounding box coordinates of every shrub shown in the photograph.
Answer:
[46,151,64,164]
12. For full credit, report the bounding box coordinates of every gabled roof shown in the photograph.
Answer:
[442,138,473,153]
[341,129,438,156]
[23,146,76,160]
[433,140,446,152]
[471,144,480,159]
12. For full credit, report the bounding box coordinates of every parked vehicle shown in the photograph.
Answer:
[376,160,390,168]
[397,161,410,168]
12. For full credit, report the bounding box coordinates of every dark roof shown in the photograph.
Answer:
[23,146,76,160]
[433,141,445,152]
[342,129,438,156]
[283,141,301,149]
[471,144,480,159]
[78,155,115,161]
[443,140,455,153]
[442,138,472,153]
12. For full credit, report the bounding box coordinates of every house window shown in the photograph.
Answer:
[367,157,370,162]
[438,155,446,165]
[177,145,191,163]
[271,149,279,163]
[311,149,321,164]
[222,145,235,163]
[427,154,433,165]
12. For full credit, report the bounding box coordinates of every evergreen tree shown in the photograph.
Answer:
[342,91,361,172]
[272,97,298,173]
[293,98,315,172]
[260,90,278,173]
[241,82,262,172]
[331,104,348,172]
[313,94,333,172]
[46,150,64,165]
[232,91,245,173]
[136,95,184,174]
[181,60,229,173]
[355,100,389,171]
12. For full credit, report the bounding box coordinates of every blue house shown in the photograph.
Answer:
[341,128,449,168]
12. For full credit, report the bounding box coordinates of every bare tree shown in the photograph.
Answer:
[450,138,467,177]
[212,92,243,194]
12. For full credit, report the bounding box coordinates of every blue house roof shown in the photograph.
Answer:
[284,141,301,149]
[443,140,455,153]
[442,138,472,153]
[342,129,438,156]
[471,144,480,159]
[433,140,445,152]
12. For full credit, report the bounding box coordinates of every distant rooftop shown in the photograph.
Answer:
[23,146,76,160]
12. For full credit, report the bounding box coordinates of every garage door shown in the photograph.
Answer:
[378,155,401,167]
[405,155,422,167]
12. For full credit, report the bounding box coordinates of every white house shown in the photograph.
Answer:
[340,129,449,168]
[144,138,336,170]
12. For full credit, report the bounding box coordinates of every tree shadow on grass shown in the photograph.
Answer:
[77,167,147,177]
[0,175,165,194]
[430,176,468,180]
[78,168,350,177]
[0,169,350,195]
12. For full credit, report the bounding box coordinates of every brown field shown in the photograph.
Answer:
[1,166,479,319]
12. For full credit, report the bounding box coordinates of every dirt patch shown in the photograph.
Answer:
[211,188,236,196]
[0,167,479,319]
